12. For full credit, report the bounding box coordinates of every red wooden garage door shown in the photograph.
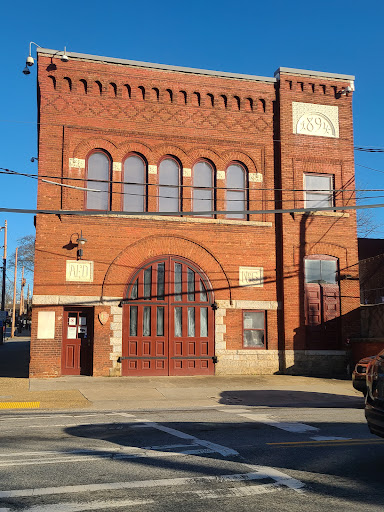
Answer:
[122,257,215,376]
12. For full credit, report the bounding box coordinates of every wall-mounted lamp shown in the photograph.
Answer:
[31,157,38,162]
[23,42,69,75]
[76,230,87,260]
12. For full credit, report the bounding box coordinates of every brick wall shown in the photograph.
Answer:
[31,51,360,377]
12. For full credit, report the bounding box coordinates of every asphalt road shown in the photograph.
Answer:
[0,400,383,512]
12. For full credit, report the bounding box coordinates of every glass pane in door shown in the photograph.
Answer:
[188,307,195,337]
[143,306,151,336]
[174,307,182,337]
[157,307,164,336]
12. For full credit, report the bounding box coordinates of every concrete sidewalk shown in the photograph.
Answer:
[0,333,364,411]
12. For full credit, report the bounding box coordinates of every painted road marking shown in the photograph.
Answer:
[0,447,219,467]
[235,413,319,433]
[245,464,305,493]
[143,421,238,456]
[267,438,384,447]
[0,412,133,422]
[18,498,154,511]
[190,482,283,498]
[117,413,239,456]
[310,436,351,441]
[0,470,304,499]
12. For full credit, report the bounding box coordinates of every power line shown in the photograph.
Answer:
[0,202,382,217]
[355,163,384,175]
[0,166,375,193]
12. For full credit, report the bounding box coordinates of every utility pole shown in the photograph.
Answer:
[27,284,30,314]
[0,220,6,345]
[1,220,6,311]
[20,266,25,318]
[11,248,17,338]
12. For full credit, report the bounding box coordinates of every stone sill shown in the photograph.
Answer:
[295,211,349,218]
[79,214,273,227]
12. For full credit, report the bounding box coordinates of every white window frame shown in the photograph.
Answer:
[304,173,334,209]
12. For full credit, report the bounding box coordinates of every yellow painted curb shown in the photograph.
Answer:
[0,402,40,409]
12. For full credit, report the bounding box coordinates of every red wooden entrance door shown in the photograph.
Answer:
[122,257,215,376]
[62,308,93,375]
[305,283,340,348]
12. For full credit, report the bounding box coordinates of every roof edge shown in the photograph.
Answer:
[37,48,277,83]
[275,67,355,81]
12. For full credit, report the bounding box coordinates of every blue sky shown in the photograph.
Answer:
[1,0,384,293]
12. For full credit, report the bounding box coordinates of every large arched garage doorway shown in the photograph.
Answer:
[122,256,215,376]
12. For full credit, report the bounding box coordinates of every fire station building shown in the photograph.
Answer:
[30,48,360,378]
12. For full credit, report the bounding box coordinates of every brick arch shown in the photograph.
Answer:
[116,141,153,162]
[151,144,188,166]
[294,241,349,270]
[101,235,232,303]
[186,148,224,170]
[221,150,258,173]
[71,137,119,161]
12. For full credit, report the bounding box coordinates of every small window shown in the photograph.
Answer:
[226,164,246,219]
[243,311,265,348]
[123,155,146,212]
[86,152,110,210]
[193,161,213,216]
[305,258,337,284]
[159,158,180,213]
[304,174,333,209]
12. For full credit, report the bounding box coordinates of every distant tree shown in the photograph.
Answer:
[9,235,35,274]
[357,209,381,238]
[356,181,382,238]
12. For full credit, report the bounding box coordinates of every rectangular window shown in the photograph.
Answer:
[243,311,265,348]
[304,174,333,209]
[304,259,337,284]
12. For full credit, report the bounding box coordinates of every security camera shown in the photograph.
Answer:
[26,55,34,66]
[61,47,69,62]
[341,85,353,96]
[23,66,31,75]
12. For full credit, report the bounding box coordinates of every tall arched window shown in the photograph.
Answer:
[193,161,213,216]
[158,158,180,213]
[86,151,110,210]
[226,163,246,219]
[123,155,146,212]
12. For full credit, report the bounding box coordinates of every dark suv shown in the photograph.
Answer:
[365,349,384,438]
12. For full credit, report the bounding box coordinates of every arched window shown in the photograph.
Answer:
[193,161,213,217]
[86,151,110,210]
[226,163,246,219]
[123,155,146,212]
[158,158,180,213]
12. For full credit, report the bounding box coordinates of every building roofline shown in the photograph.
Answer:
[275,66,355,81]
[37,48,277,83]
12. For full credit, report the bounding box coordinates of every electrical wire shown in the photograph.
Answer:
[0,201,382,217]
[0,166,376,193]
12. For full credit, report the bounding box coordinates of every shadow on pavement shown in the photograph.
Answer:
[0,331,30,378]
[219,390,364,408]
[59,419,384,509]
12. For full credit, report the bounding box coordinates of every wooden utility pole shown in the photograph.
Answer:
[27,284,30,314]
[20,266,25,317]
[11,248,17,338]
[1,220,6,311]
[0,220,6,345]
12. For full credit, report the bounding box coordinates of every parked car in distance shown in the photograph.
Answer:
[352,356,375,394]
[365,349,384,438]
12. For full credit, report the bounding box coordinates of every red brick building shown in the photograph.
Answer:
[30,48,360,378]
